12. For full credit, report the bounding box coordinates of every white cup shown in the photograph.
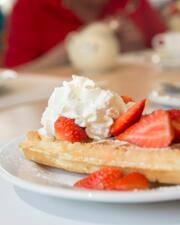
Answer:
[152,32,180,58]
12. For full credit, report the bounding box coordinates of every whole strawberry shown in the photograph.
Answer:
[55,116,88,142]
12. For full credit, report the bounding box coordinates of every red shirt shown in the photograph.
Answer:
[4,0,166,67]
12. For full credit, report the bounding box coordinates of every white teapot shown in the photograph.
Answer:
[65,22,120,73]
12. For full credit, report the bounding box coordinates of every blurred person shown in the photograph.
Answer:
[4,0,166,71]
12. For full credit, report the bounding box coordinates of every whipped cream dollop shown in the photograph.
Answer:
[41,75,128,140]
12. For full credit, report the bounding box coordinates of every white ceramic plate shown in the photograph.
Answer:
[1,136,180,203]
[149,90,180,108]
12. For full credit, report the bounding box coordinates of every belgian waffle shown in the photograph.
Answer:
[20,131,180,185]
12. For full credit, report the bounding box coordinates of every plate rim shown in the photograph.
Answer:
[1,136,180,203]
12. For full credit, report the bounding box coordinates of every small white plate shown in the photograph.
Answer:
[149,90,180,108]
[1,136,180,203]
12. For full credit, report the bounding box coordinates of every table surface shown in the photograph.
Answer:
[0,74,61,110]
[37,57,180,100]
[1,58,180,225]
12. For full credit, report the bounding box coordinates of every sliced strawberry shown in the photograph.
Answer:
[168,109,180,142]
[54,116,88,142]
[74,168,149,191]
[74,168,123,190]
[110,99,146,136]
[118,110,174,148]
[121,95,134,104]
[115,172,149,191]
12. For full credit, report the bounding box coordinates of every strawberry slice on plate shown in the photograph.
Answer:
[115,172,149,191]
[168,109,180,142]
[74,168,149,191]
[121,95,134,104]
[74,168,123,190]
[118,110,174,148]
[110,99,146,136]
[55,116,88,142]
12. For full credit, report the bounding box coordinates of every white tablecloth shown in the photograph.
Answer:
[1,175,180,225]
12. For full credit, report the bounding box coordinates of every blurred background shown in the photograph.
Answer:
[1,2,180,224]
[0,0,179,70]
[1,0,180,142]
